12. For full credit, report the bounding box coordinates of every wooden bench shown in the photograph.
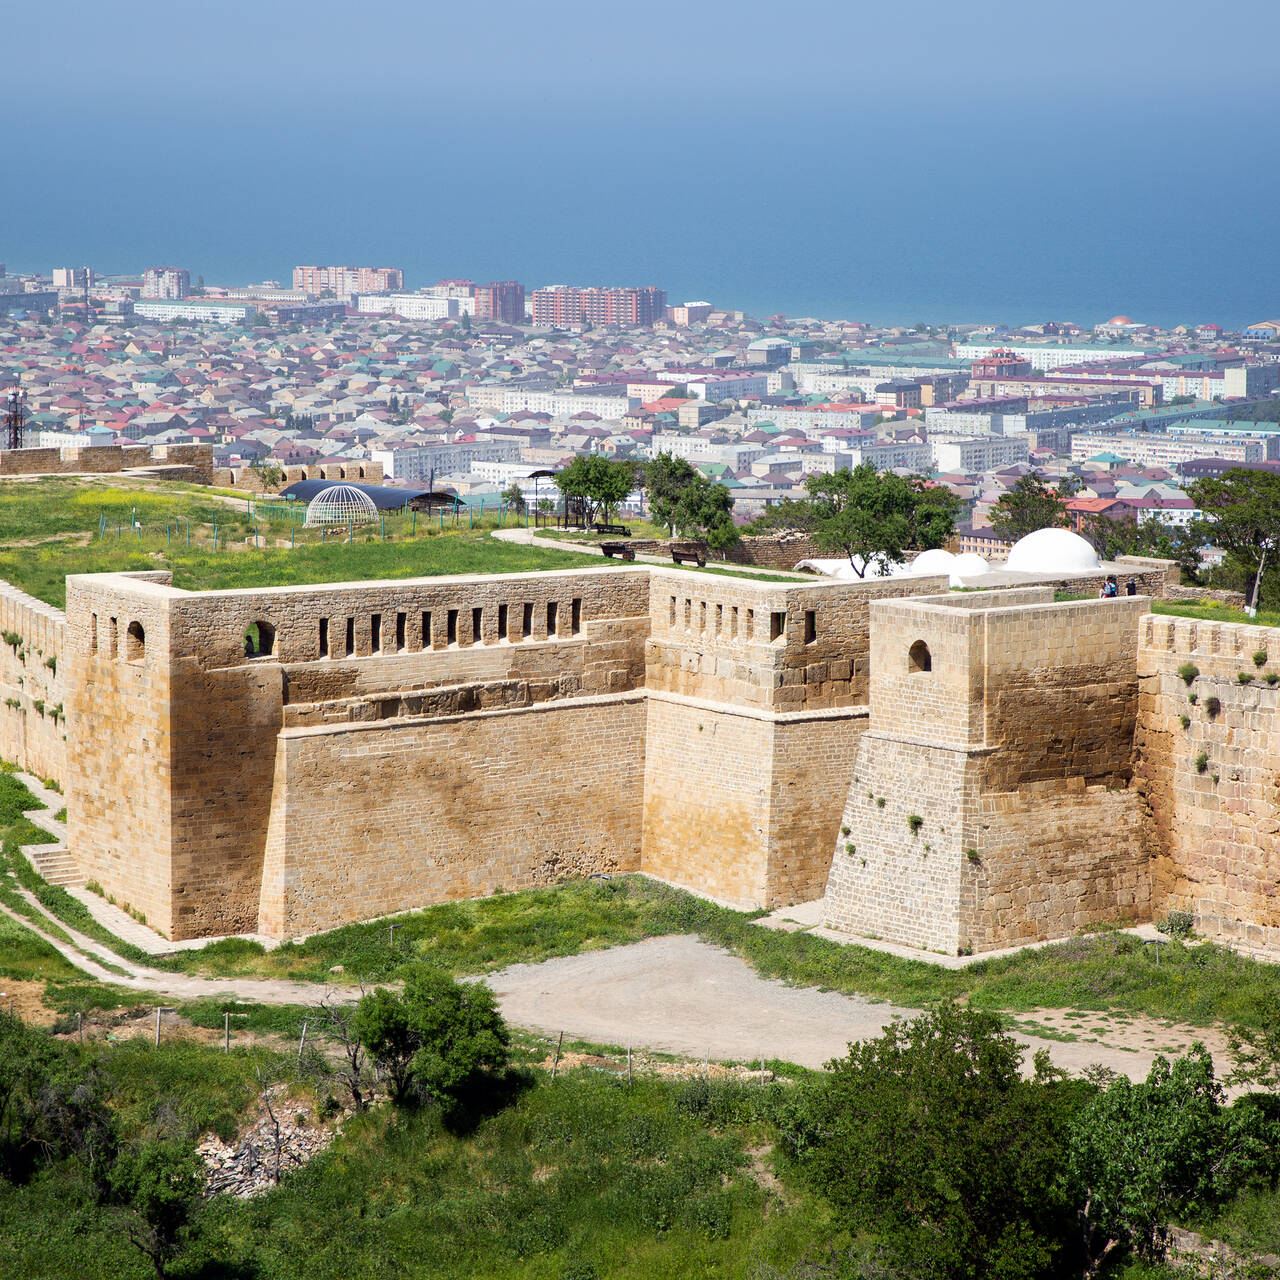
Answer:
[600,541,635,562]
[670,543,706,567]
[592,522,632,536]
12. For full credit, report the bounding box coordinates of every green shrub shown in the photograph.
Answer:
[1268,673,1280,686]
[1180,715,1190,729]
[1205,696,1222,717]
[1238,672,1254,685]
[1157,911,1195,939]
[1195,752,1209,774]
[875,797,886,809]
[1254,649,1268,668]
[906,814,924,836]
[1177,662,1200,685]
[1188,692,1198,705]
[966,848,980,863]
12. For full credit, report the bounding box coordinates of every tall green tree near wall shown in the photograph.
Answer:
[988,472,1078,542]
[1187,467,1280,610]
[553,455,636,524]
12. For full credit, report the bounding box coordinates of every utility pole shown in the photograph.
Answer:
[3,387,27,450]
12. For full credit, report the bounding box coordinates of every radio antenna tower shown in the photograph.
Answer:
[4,387,28,450]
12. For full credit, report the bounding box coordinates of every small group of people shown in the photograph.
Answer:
[1099,576,1138,598]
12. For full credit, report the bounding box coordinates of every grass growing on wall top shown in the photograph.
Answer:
[1150,599,1280,628]
[0,528,594,608]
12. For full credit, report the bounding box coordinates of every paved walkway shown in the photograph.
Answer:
[490,527,808,578]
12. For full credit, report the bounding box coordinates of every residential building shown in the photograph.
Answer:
[670,301,713,326]
[293,265,404,300]
[141,267,190,300]
[1070,432,1268,468]
[133,299,257,325]
[52,267,93,289]
[931,436,1031,473]
[530,285,666,327]
[474,281,526,324]
[369,437,521,482]
[466,387,632,419]
[953,342,1158,371]
[356,294,458,321]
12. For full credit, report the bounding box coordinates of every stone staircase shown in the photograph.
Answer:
[12,771,83,888]
[25,842,82,887]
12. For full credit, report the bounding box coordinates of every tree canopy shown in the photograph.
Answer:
[753,464,957,576]
[553,455,636,525]
[988,472,1077,542]
[1187,467,1280,609]
[353,966,510,1108]
[781,1003,1078,1280]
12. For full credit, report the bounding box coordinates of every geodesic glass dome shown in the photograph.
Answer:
[303,483,379,527]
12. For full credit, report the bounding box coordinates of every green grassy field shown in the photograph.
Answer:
[0,478,595,607]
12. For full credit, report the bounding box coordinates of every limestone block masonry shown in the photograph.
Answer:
[21,551,1279,958]
[822,590,1155,954]
[1135,615,1280,952]
[64,564,930,939]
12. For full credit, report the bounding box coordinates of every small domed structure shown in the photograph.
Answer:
[909,548,957,578]
[951,552,991,581]
[1005,527,1100,575]
[304,483,379,527]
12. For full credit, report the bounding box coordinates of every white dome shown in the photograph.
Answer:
[909,548,957,577]
[1005,527,1099,575]
[951,552,991,583]
[304,484,379,527]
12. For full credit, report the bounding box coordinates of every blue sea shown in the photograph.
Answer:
[8,103,1280,331]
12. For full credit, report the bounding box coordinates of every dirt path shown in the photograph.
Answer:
[486,935,1236,1084]
[2,895,1236,1085]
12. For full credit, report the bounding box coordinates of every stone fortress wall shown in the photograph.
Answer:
[213,460,385,492]
[0,580,68,784]
[823,590,1154,954]
[0,442,214,485]
[0,551,1270,958]
[1136,614,1280,953]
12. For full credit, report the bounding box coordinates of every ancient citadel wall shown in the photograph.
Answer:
[824,592,1153,955]
[0,443,213,484]
[639,571,946,908]
[213,461,385,491]
[67,566,653,939]
[0,582,67,783]
[65,572,178,930]
[1135,615,1280,952]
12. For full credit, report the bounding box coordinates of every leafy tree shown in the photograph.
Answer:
[554,455,635,525]
[1066,1045,1266,1276]
[795,465,916,577]
[110,1139,205,1280]
[249,459,285,492]
[1187,468,1280,610]
[1227,989,1280,1094]
[781,1003,1077,1280]
[354,966,510,1108]
[501,482,527,514]
[645,452,700,534]
[1078,512,1203,580]
[988,472,1076,542]
[907,477,961,550]
[0,1011,115,1188]
[673,474,739,550]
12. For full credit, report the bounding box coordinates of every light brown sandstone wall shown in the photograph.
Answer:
[641,696,775,906]
[826,594,1154,954]
[65,574,176,933]
[1136,615,1280,951]
[259,694,646,937]
[0,582,66,782]
[0,443,213,483]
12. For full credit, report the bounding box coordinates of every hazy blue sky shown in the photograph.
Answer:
[7,1,1280,325]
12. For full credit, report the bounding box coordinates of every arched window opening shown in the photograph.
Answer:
[244,620,276,658]
[908,639,932,673]
[125,620,145,663]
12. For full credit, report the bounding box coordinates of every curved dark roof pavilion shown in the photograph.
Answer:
[279,479,460,511]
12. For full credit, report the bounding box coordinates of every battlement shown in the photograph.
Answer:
[0,442,213,484]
